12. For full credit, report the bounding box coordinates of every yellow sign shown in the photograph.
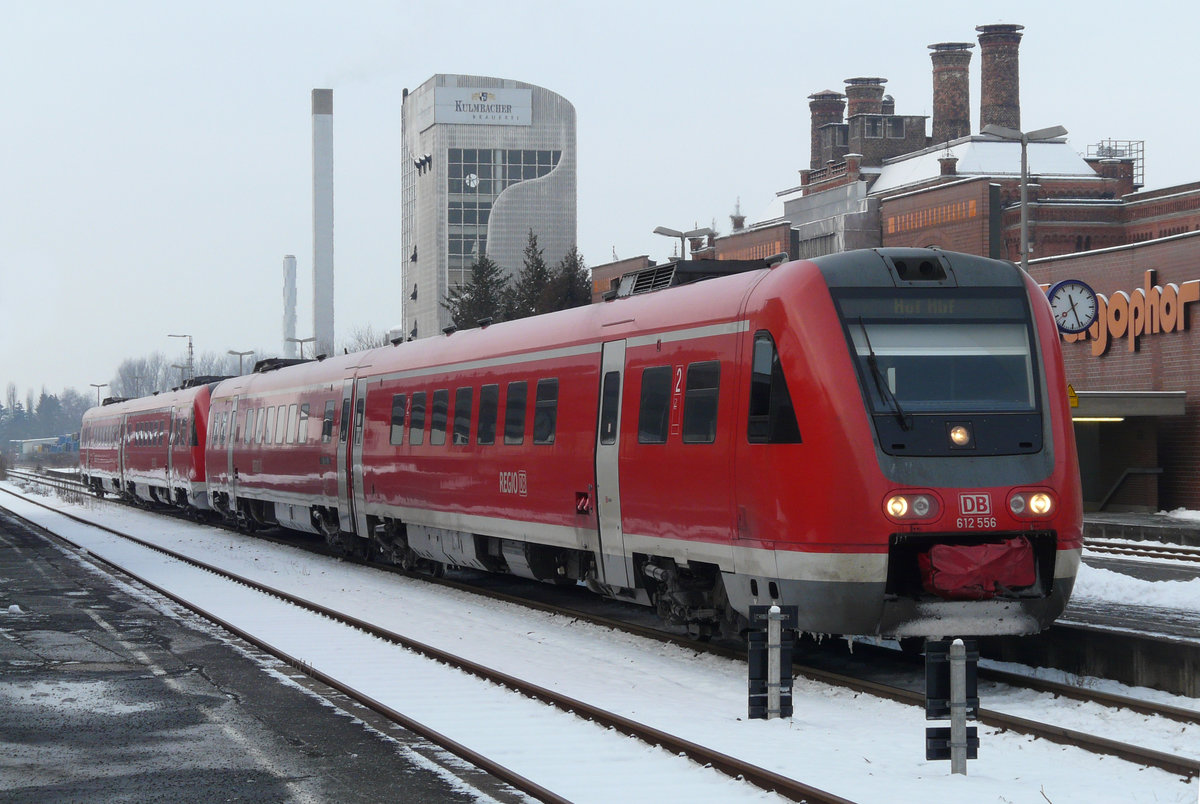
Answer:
[1067,384,1079,408]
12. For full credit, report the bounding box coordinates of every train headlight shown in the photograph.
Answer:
[1009,490,1056,519]
[911,495,932,517]
[884,492,940,523]
[948,425,972,447]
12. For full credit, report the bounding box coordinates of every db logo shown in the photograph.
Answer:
[499,470,527,497]
[959,493,991,515]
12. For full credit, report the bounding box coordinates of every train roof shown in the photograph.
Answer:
[82,382,214,421]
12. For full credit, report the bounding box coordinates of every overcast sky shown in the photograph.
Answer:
[2,0,1192,401]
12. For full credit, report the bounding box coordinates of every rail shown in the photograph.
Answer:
[0,486,856,804]
[5,478,1198,780]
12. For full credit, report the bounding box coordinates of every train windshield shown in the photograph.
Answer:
[836,290,1037,414]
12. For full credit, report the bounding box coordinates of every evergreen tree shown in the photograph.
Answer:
[442,253,510,330]
[547,246,592,310]
[508,229,554,320]
[35,389,64,434]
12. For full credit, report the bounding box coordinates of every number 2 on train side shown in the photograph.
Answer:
[670,365,684,436]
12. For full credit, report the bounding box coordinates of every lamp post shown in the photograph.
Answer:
[227,349,254,375]
[286,337,316,359]
[981,123,1068,271]
[89,383,108,406]
[653,225,717,262]
[168,334,194,380]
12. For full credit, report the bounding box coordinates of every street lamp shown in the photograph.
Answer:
[168,334,194,380]
[981,123,1068,271]
[227,349,254,374]
[286,337,316,359]
[653,226,716,262]
[89,383,108,406]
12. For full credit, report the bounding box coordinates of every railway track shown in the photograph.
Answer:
[0,482,853,804]
[1084,535,1200,563]
[4,473,1199,783]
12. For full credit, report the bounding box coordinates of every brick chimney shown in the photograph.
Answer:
[808,90,845,170]
[929,42,973,144]
[844,77,887,118]
[845,153,863,183]
[977,23,1023,131]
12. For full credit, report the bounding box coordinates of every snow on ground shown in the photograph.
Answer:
[2,483,1197,804]
[1073,560,1200,609]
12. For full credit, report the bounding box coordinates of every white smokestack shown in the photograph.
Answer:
[312,88,334,358]
[282,254,297,358]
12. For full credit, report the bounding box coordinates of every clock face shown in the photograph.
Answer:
[1047,279,1098,334]
[465,173,479,188]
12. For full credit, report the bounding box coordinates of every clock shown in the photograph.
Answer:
[1046,279,1098,334]
[465,173,479,189]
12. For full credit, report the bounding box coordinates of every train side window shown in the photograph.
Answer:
[339,400,351,443]
[453,387,473,445]
[244,409,256,445]
[599,371,621,445]
[533,378,557,445]
[430,389,449,446]
[748,332,803,444]
[637,366,671,444]
[354,398,365,446]
[297,403,309,444]
[409,392,426,446]
[390,394,407,445]
[287,403,298,444]
[682,361,721,444]
[263,406,274,445]
[233,413,242,445]
[504,381,527,445]
[256,407,266,443]
[220,413,229,446]
[190,417,197,447]
[477,384,499,445]
[322,400,336,443]
[275,405,287,444]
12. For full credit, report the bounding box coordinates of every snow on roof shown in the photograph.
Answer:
[753,185,803,227]
[869,135,1101,196]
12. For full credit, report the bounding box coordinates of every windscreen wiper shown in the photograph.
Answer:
[858,317,911,431]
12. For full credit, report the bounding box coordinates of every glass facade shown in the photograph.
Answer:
[446,147,561,286]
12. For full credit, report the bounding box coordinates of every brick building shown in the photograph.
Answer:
[587,20,1200,511]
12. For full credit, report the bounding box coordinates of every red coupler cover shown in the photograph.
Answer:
[918,537,1036,600]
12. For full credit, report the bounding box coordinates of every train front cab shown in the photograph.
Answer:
[727,249,1083,639]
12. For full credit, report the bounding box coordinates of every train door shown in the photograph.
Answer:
[166,406,176,492]
[594,340,632,588]
[336,379,356,534]
[118,415,128,490]
[226,396,239,500]
[350,378,370,537]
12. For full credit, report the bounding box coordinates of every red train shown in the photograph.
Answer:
[79,248,1083,639]
[80,381,215,510]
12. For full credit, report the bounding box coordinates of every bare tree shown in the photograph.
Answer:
[341,324,390,354]
[112,352,170,397]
